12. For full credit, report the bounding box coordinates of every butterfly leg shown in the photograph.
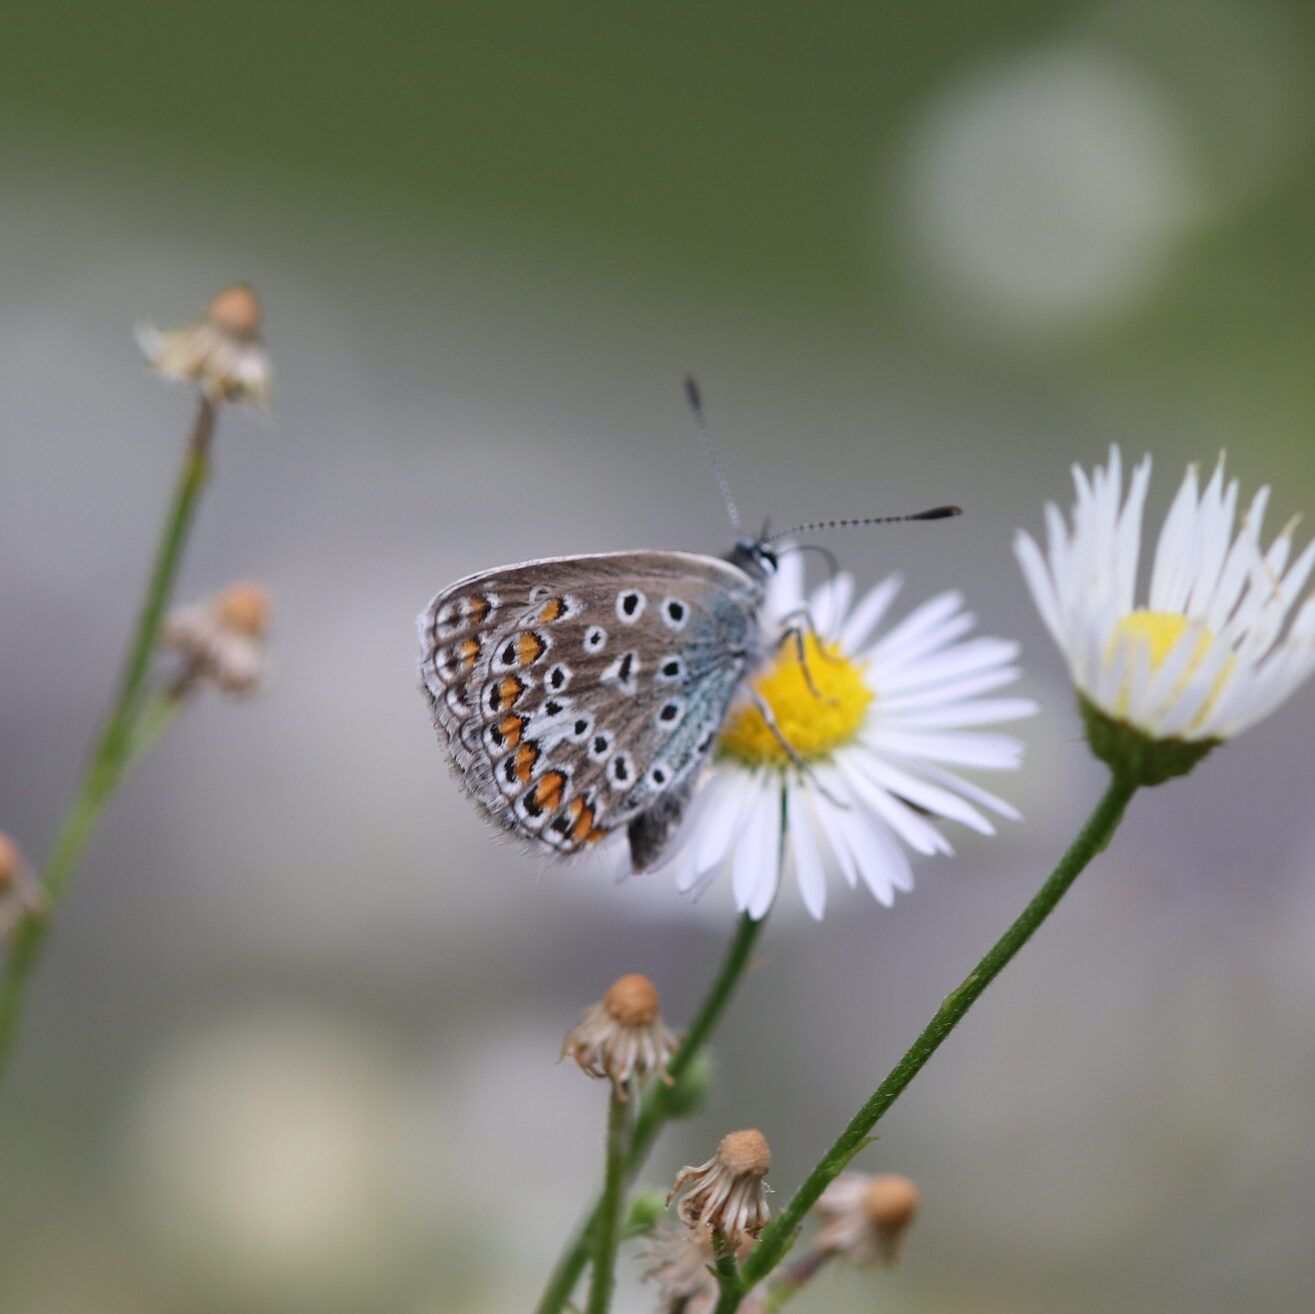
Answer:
[773,614,841,706]
[775,606,847,663]
[746,687,849,808]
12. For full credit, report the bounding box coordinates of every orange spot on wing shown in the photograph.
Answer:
[466,595,491,624]
[538,598,566,623]
[456,638,480,671]
[497,675,525,709]
[533,770,566,812]
[584,826,608,845]
[569,799,597,844]
[498,715,525,749]
[516,631,546,666]
[514,742,539,784]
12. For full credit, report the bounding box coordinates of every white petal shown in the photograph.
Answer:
[840,575,903,651]
[864,592,966,666]
[876,665,1025,712]
[881,696,1039,729]
[1014,529,1067,652]
[786,787,828,919]
[918,762,1024,822]
[809,572,855,640]
[867,728,1026,770]
[873,638,1020,694]
[840,750,953,856]
[851,754,994,834]
[730,779,781,917]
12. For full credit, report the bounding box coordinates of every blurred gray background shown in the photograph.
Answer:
[2,3,1314,1311]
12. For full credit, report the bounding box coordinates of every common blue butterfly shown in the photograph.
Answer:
[417,382,958,872]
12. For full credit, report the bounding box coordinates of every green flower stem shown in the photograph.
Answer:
[0,398,217,1083]
[729,773,1138,1302]
[711,1235,742,1303]
[585,1090,631,1314]
[534,911,766,1314]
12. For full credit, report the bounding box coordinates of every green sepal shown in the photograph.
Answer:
[1079,697,1218,787]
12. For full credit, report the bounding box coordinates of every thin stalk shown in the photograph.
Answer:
[585,1091,631,1314]
[0,399,217,1081]
[732,774,1138,1299]
[762,1248,832,1311]
[534,911,766,1314]
[711,1236,742,1310]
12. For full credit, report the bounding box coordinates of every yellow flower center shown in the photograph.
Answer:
[1106,609,1233,724]
[719,633,872,767]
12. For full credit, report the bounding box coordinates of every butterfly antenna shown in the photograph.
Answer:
[768,505,962,542]
[685,376,742,533]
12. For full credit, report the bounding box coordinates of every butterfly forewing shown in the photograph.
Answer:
[419,551,765,860]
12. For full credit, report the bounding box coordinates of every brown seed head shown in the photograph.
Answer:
[216,582,271,637]
[602,973,660,1027]
[864,1174,919,1230]
[206,283,263,339]
[717,1129,771,1179]
[0,832,21,891]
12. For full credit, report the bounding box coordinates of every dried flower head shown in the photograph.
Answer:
[0,832,43,940]
[637,1224,767,1314]
[561,972,680,1097]
[668,1128,773,1247]
[137,283,273,408]
[163,581,271,696]
[815,1172,920,1266]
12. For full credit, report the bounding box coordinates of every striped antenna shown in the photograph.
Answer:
[768,506,961,543]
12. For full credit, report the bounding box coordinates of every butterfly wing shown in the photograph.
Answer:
[418,550,765,866]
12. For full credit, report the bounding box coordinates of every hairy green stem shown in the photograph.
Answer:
[586,1091,631,1314]
[711,1235,742,1308]
[0,399,216,1082]
[729,774,1138,1300]
[534,911,766,1314]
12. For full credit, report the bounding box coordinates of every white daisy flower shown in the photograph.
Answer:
[1015,447,1315,783]
[653,552,1036,920]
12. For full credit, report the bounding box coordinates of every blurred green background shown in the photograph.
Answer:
[3,4,1315,1312]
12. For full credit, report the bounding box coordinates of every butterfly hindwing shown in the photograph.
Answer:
[419,551,765,859]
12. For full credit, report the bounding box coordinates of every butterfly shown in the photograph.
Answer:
[417,381,959,873]
[418,538,781,871]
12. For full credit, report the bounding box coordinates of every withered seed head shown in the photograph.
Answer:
[602,972,661,1027]
[864,1174,919,1230]
[717,1129,771,1178]
[205,283,264,339]
[561,972,680,1096]
[215,582,271,637]
[668,1127,774,1246]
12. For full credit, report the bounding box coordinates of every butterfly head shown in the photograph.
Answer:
[728,537,779,584]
